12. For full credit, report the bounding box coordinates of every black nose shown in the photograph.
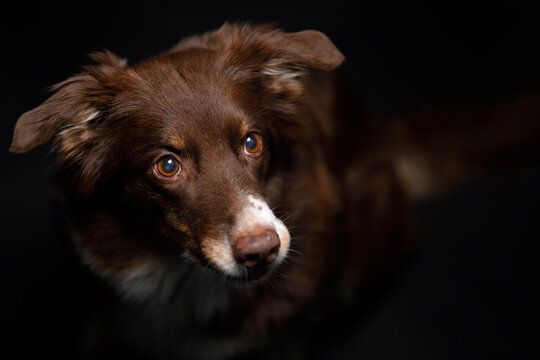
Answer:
[233,229,280,269]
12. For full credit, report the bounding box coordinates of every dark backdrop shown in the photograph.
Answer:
[1,1,538,359]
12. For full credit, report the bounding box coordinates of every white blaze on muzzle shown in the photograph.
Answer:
[202,195,290,277]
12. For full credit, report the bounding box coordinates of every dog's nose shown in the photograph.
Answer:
[234,229,280,269]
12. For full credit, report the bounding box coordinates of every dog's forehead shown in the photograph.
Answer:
[129,52,251,139]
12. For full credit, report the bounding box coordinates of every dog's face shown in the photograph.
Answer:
[10,24,344,290]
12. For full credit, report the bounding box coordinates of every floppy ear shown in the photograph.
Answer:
[257,27,344,141]
[10,50,126,154]
[268,29,345,72]
[11,75,100,153]
[257,29,344,96]
[204,23,343,89]
[10,51,127,199]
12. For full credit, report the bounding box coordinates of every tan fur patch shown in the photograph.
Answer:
[239,119,250,137]
[166,213,192,236]
[201,236,239,275]
[168,134,186,150]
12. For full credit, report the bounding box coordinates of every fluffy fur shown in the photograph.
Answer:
[11,23,413,359]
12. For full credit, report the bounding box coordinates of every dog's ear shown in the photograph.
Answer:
[259,29,344,97]
[10,74,100,154]
[202,23,344,95]
[10,50,126,154]
[268,29,345,72]
[255,27,344,141]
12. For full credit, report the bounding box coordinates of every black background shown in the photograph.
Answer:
[1,1,539,359]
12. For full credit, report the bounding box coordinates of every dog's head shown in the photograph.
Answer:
[10,23,344,291]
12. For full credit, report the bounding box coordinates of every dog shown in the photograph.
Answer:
[10,23,413,359]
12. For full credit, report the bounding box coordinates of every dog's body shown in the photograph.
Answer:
[11,23,412,359]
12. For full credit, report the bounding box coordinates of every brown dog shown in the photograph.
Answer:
[10,23,412,359]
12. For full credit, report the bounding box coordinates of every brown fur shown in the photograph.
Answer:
[10,23,412,359]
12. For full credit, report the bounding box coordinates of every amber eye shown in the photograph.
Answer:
[155,155,181,177]
[244,132,262,155]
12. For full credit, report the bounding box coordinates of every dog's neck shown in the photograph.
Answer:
[118,259,234,319]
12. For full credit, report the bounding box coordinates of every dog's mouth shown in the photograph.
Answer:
[236,253,287,282]
[221,263,275,284]
[246,266,272,281]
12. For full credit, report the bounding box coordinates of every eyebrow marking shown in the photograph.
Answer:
[168,134,186,150]
[239,118,250,136]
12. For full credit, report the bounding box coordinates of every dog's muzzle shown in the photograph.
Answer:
[201,195,290,281]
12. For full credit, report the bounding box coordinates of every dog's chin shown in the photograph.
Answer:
[221,265,277,286]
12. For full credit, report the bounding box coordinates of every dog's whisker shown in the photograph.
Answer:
[275,271,287,280]
[288,236,307,246]
[279,213,296,223]
[287,248,303,256]
[283,226,307,233]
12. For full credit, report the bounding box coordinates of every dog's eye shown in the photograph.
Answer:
[244,132,262,155]
[155,156,181,177]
